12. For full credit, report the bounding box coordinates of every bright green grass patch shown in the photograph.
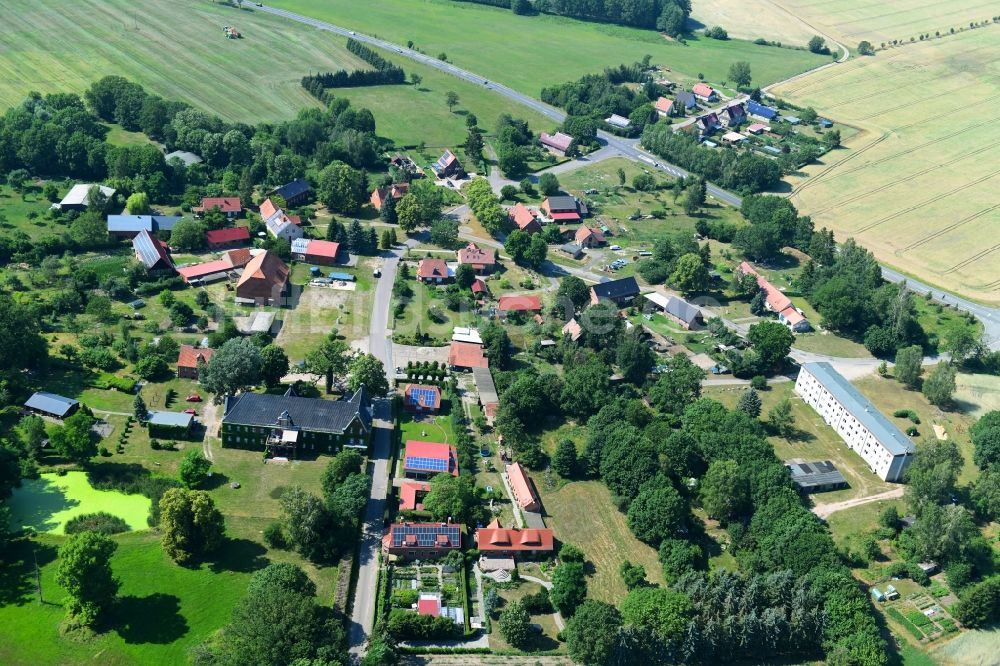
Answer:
[103,123,156,147]
[271,0,828,94]
[0,0,366,121]
[400,410,457,446]
[8,472,151,535]
[0,532,251,666]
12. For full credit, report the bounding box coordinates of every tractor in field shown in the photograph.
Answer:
[223,25,242,39]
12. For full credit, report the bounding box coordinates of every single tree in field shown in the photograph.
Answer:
[445,91,459,112]
[737,387,762,417]
[553,438,578,477]
[767,397,795,439]
[923,361,957,408]
[159,488,225,564]
[616,167,626,187]
[894,345,924,389]
[728,61,752,89]
[410,72,422,86]
[133,393,148,421]
[808,35,827,53]
[56,531,120,627]
[538,172,560,196]
[498,600,532,647]
[179,449,212,489]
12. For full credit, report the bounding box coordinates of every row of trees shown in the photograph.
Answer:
[464,177,510,236]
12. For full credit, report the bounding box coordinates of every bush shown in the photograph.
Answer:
[64,512,130,535]
[263,521,286,549]
[750,375,767,390]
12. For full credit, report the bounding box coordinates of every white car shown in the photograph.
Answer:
[610,244,622,251]
[349,31,356,35]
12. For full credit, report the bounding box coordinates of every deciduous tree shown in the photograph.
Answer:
[565,600,622,666]
[159,488,225,564]
[348,352,389,396]
[498,600,532,648]
[179,449,212,488]
[200,337,264,399]
[56,531,119,627]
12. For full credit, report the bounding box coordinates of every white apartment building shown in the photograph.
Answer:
[794,362,915,482]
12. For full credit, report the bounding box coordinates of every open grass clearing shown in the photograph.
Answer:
[823,495,907,550]
[773,27,1000,304]
[488,581,562,653]
[534,479,664,604]
[0,0,371,121]
[400,410,457,447]
[271,0,828,94]
[954,373,1000,419]
[8,471,151,535]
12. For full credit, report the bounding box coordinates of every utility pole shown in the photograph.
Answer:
[33,548,43,605]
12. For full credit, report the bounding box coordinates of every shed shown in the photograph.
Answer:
[328,271,355,282]
[25,392,80,419]
[146,410,194,437]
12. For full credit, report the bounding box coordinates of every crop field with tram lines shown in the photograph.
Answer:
[771,26,1000,304]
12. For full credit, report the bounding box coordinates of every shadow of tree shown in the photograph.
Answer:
[8,477,78,533]
[111,593,189,644]
[202,472,230,491]
[0,539,58,606]
[208,538,269,574]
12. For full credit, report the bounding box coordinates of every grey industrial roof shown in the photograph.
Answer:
[25,391,78,417]
[147,411,194,428]
[786,460,847,489]
[59,184,115,207]
[108,215,182,233]
[472,367,498,405]
[664,296,702,325]
[165,150,202,166]
[803,362,915,456]
[592,276,640,300]
[222,386,371,434]
[546,195,578,210]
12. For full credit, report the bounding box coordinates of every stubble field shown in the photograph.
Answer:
[771,27,1000,303]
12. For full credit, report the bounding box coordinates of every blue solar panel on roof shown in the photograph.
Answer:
[406,456,448,471]
[391,524,460,547]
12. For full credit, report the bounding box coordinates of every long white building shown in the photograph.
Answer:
[794,362,915,482]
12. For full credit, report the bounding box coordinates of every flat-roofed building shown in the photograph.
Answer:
[786,460,848,493]
[795,363,914,482]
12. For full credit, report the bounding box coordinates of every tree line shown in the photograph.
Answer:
[300,38,406,101]
[451,0,693,35]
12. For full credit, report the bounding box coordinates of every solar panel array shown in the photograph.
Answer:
[406,455,449,472]
[392,524,460,548]
[409,388,438,407]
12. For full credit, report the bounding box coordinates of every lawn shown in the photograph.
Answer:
[772,26,1000,304]
[103,123,157,147]
[488,581,562,653]
[8,471,151,535]
[954,373,1000,419]
[535,480,664,604]
[824,495,907,550]
[393,276,481,344]
[556,157,745,248]
[0,183,66,235]
[333,51,554,148]
[271,0,829,95]
[0,0,367,121]
[400,410,457,446]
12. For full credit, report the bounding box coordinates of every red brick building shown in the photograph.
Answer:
[506,462,541,512]
[383,522,461,559]
[177,345,215,379]
[417,258,451,284]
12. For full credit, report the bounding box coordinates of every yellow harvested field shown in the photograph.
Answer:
[772,27,1000,303]
[766,0,1000,46]
[690,0,817,45]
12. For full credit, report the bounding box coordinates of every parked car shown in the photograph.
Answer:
[183,408,197,415]
[185,394,202,402]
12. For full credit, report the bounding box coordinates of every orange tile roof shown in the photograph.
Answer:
[417,258,449,279]
[692,83,715,98]
[506,463,540,511]
[448,341,488,369]
[305,239,340,259]
[509,203,540,231]
[498,294,541,312]
[458,243,496,266]
[177,344,214,369]
[475,523,554,553]
[655,97,673,113]
[196,197,242,213]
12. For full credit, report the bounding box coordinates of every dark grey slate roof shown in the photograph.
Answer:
[107,215,182,233]
[786,460,847,489]
[25,391,78,417]
[803,362,915,456]
[592,276,640,300]
[676,91,696,108]
[272,178,311,201]
[222,386,372,434]
[546,195,577,211]
[665,296,702,325]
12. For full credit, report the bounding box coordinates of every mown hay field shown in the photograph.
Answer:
[0,0,366,121]
[772,27,1000,304]
[767,0,1000,46]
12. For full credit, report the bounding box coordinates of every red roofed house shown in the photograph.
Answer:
[177,248,252,284]
[404,440,459,479]
[303,239,341,266]
[474,519,555,558]
[457,243,497,275]
[471,278,489,296]
[417,258,451,284]
[562,318,583,342]
[383,521,461,559]
[177,345,215,379]
[194,197,242,218]
[506,463,541,512]
[509,203,542,234]
[655,97,674,117]
[692,83,718,102]
[575,226,606,248]
[498,294,541,313]
[449,341,488,371]
[737,261,812,333]
[206,226,251,250]
[541,196,581,223]
[236,250,289,306]
[370,182,409,210]
[539,132,574,154]
[404,384,441,413]
[399,480,431,511]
